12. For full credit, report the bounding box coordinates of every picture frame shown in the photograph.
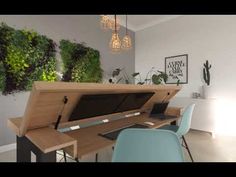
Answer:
[165,54,188,84]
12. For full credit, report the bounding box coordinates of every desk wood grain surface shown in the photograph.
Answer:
[64,112,179,158]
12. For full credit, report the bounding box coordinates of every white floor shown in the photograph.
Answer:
[1,129,236,162]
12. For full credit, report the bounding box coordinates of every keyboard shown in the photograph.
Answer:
[99,124,148,140]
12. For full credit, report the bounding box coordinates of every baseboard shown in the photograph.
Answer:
[0,143,16,153]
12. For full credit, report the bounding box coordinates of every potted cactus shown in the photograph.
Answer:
[202,60,212,98]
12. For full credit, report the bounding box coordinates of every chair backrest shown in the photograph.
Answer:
[176,104,195,137]
[112,129,185,162]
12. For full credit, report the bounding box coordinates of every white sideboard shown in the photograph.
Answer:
[169,97,217,136]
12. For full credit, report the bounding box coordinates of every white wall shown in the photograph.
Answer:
[136,15,236,98]
[0,15,135,146]
[135,15,236,135]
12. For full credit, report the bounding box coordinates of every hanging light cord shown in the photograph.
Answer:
[126,15,128,35]
[115,15,117,33]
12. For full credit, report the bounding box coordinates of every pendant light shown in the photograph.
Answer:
[109,15,121,52]
[100,15,110,31]
[121,15,132,50]
[109,16,120,31]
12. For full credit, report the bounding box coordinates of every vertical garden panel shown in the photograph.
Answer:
[0,23,57,94]
[59,40,102,83]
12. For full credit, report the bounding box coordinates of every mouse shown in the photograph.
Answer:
[144,121,154,126]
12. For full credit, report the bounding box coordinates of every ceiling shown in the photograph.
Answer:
[107,15,181,32]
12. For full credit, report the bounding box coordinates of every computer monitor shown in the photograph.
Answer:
[68,92,154,121]
[68,93,127,121]
[115,92,155,112]
[150,102,169,117]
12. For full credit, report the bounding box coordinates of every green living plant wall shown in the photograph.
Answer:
[0,23,57,95]
[59,40,103,83]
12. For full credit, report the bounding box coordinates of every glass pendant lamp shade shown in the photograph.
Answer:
[110,32,121,52]
[109,15,121,52]
[121,15,132,50]
[100,15,110,30]
[121,34,132,50]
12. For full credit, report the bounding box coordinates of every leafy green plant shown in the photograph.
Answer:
[132,68,168,85]
[152,71,168,85]
[0,23,57,94]
[60,40,102,83]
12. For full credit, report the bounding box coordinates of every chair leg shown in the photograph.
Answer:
[182,136,194,162]
[95,153,98,162]
[63,150,67,162]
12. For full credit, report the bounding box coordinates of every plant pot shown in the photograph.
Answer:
[202,85,214,99]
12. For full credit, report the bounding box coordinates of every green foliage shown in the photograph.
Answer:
[132,72,140,77]
[203,60,211,86]
[152,74,162,85]
[0,23,57,94]
[152,71,168,85]
[60,40,102,83]
[132,69,168,85]
[177,79,180,86]
[0,62,5,90]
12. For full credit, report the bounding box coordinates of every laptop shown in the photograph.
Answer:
[149,102,177,119]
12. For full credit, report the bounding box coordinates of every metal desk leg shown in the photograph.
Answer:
[17,136,31,162]
[16,136,56,162]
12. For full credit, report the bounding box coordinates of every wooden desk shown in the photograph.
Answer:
[64,112,179,159]
[8,107,180,162]
[7,82,182,162]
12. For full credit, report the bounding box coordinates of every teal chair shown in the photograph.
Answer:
[159,104,195,162]
[112,129,185,162]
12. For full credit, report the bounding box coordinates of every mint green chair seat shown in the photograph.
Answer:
[159,104,195,162]
[112,129,185,162]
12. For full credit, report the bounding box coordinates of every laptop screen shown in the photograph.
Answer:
[150,102,169,115]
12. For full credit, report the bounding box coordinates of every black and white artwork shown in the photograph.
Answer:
[165,54,188,84]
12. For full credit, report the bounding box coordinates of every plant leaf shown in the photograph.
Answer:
[137,82,145,85]
[132,72,139,77]
[152,74,161,85]
[112,68,121,77]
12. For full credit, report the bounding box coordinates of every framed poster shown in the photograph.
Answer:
[165,54,188,84]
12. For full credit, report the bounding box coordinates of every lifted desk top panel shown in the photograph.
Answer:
[8,81,181,137]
